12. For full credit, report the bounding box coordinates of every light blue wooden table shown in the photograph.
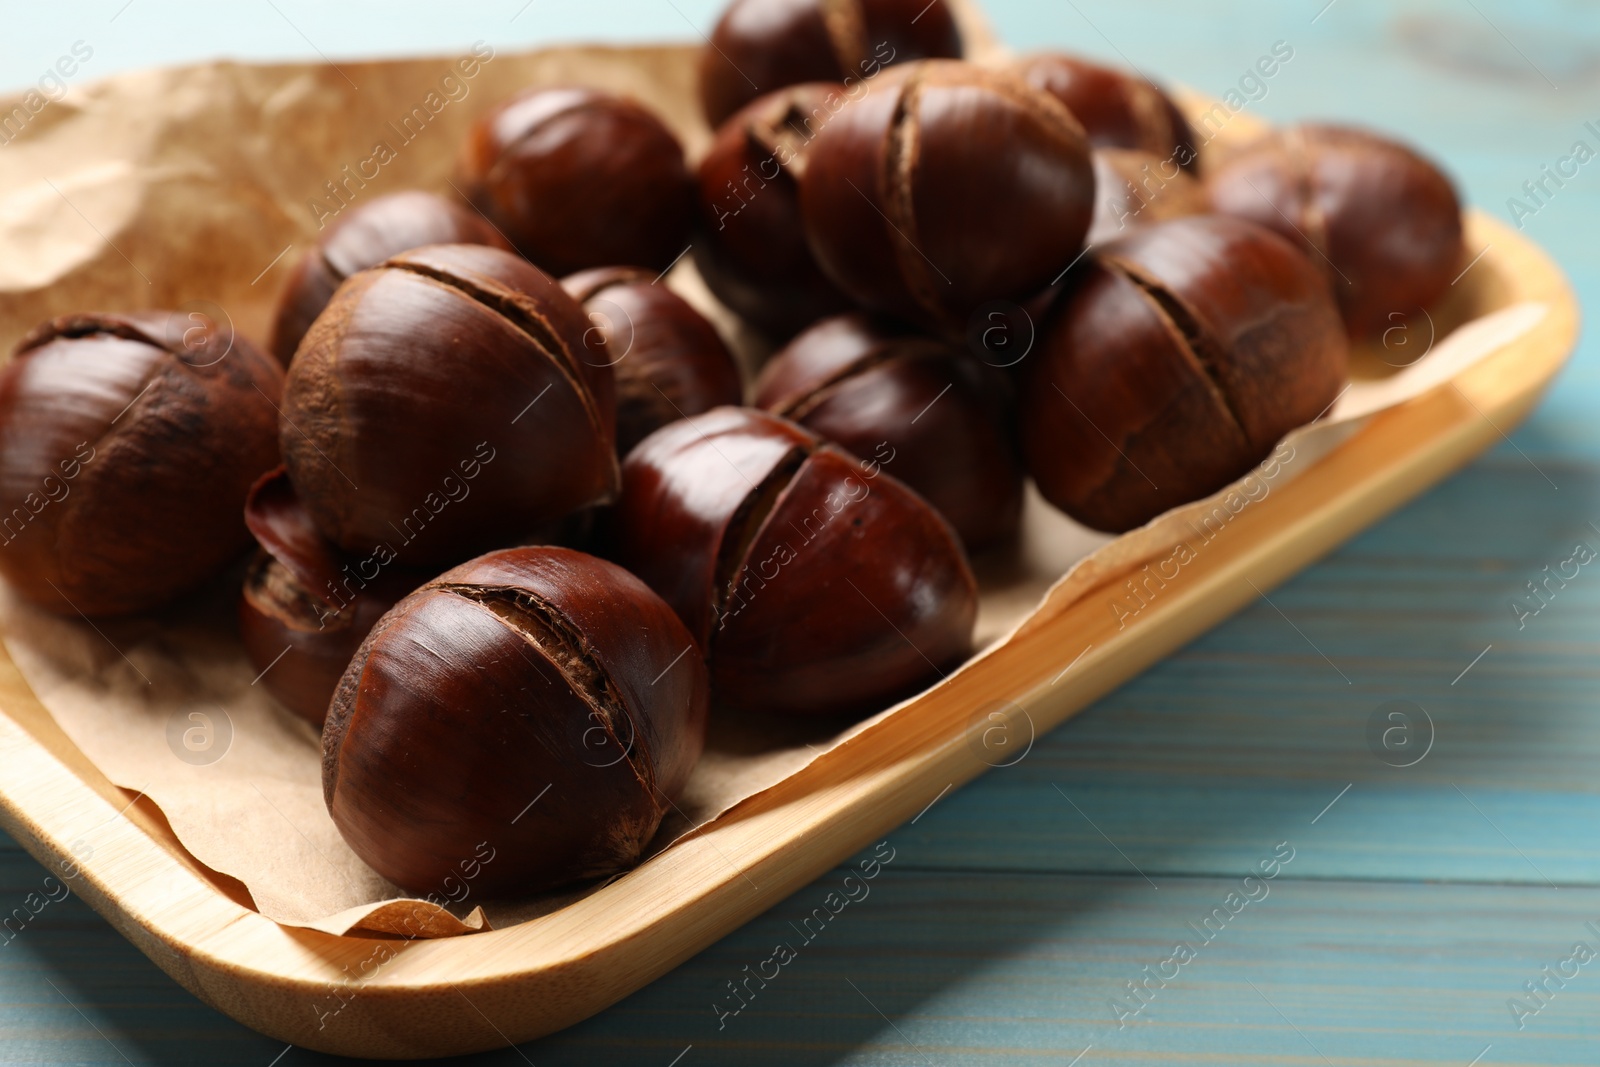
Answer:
[3,2,1597,1063]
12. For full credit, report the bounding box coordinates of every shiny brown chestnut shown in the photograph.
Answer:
[268,191,510,367]
[754,313,1022,551]
[698,0,963,128]
[239,468,423,727]
[1087,148,1209,246]
[282,243,619,567]
[801,61,1095,335]
[457,87,693,275]
[0,311,282,617]
[1206,123,1465,337]
[693,82,855,339]
[323,545,709,897]
[1021,216,1348,532]
[613,407,977,718]
[561,267,744,454]
[1013,52,1197,171]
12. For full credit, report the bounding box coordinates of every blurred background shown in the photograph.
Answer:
[2,2,1598,1065]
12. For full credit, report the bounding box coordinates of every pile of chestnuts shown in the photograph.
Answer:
[0,0,1468,899]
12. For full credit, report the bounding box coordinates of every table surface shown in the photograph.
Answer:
[3,1,1598,1064]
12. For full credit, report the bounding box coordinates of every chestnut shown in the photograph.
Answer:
[754,313,1022,551]
[800,61,1095,335]
[693,82,855,339]
[239,468,422,727]
[0,311,282,617]
[282,243,619,567]
[268,191,510,367]
[322,545,709,897]
[1206,123,1465,337]
[613,407,977,718]
[698,0,963,128]
[1013,52,1197,171]
[457,87,693,275]
[1087,148,1208,246]
[1021,216,1348,532]
[561,267,744,454]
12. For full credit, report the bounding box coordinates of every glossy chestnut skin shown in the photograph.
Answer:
[754,313,1022,551]
[282,243,619,567]
[801,61,1095,335]
[613,407,977,718]
[268,191,510,366]
[457,87,693,275]
[1206,123,1465,338]
[1021,216,1348,532]
[0,311,282,617]
[1013,53,1197,171]
[323,546,708,897]
[239,469,423,727]
[562,267,744,454]
[699,0,963,128]
[693,83,855,339]
[1087,148,1208,246]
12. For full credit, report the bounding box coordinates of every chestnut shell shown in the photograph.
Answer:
[1021,216,1348,532]
[268,191,510,366]
[457,87,694,275]
[0,311,282,617]
[562,267,744,454]
[800,61,1095,335]
[1013,53,1197,171]
[322,546,709,897]
[281,244,619,567]
[754,313,1023,551]
[613,406,977,718]
[1206,123,1465,338]
[698,0,964,128]
[693,82,855,339]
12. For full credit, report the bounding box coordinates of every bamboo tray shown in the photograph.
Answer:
[0,44,1580,1066]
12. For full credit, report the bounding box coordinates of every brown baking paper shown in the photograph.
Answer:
[0,20,1546,935]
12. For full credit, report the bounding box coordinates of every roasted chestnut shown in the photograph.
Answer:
[0,311,282,617]
[693,82,855,339]
[754,313,1022,551]
[268,191,510,367]
[1206,123,1465,337]
[1021,216,1348,532]
[613,407,976,718]
[801,61,1095,335]
[698,0,963,128]
[457,87,693,275]
[1013,53,1197,171]
[1087,148,1208,246]
[239,469,422,727]
[281,243,618,567]
[323,546,709,897]
[561,267,744,454]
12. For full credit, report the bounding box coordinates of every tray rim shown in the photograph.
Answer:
[0,208,1580,1058]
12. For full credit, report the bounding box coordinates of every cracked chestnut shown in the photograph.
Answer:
[0,311,282,617]
[1206,123,1465,337]
[1021,216,1348,532]
[800,61,1095,335]
[698,0,963,128]
[281,243,619,567]
[457,87,693,275]
[239,468,423,727]
[754,313,1022,551]
[268,191,509,367]
[693,82,854,339]
[1013,53,1197,171]
[323,546,709,897]
[562,267,744,454]
[613,406,977,718]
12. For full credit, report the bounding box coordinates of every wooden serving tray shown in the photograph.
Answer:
[0,206,1577,1057]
